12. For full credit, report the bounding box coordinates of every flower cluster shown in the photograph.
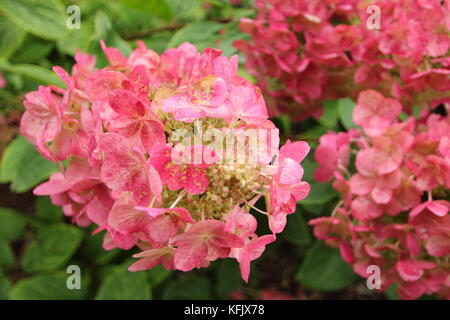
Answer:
[20,41,310,282]
[235,0,450,119]
[311,89,450,299]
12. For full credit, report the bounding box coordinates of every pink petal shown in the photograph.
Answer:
[129,247,174,271]
[211,231,245,249]
[350,174,374,196]
[426,234,450,257]
[280,141,310,163]
[141,121,166,152]
[410,202,428,217]
[278,158,302,185]
[33,173,69,195]
[185,167,209,194]
[371,187,392,204]
[164,165,186,191]
[109,89,145,117]
[292,181,310,201]
[146,163,162,203]
[427,200,449,217]
[269,213,287,233]
[396,260,424,282]
[148,214,178,243]
[100,39,127,67]
[174,240,208,271]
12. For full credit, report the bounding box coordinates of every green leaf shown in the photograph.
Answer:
[282,209,311,246]
[21,224,83,273]
[88,12,132,68]
[119,0,172,21]
[398,112,408,121]
[0,135,59,193]
[216,22,249,58]
[0,0,68,40]
[167,0,206,22]
[96,264,152,300]
[0,16,26,59]
[385,284,398,300]
[56,24,94,56]
[167,21,224,51]
[35,196,63,223]
[296,240,357,291]
[92,11,113,40]
[9,271,91,300]
[10,35,54,64]
[277,114,291,135]
[299,155,338,206]
[337,97,357,130]
[237,67,256,83]
[81,229,120,265]
[146,265,173,287]
[162,274,213,300]
[0,241,14,268]
[0,272,11,300]
[0,208,26,241]
[318,100,339,129]
[0,60,64,88]
[412,105,421,119]
[141,31,174,54]
[300,181,337,205]
[215,259,243,298]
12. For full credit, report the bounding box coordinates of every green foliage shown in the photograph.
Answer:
[21,224,83,273]
[215,259,244,298]
[317,100,339,129]
[298,155,338,209]
[167,21,224,50]
[0,60,64,87]
[385,284,399,300]
[0,241,14,268]
[0,0,374,301]
[35,197,63,223]
[81,229,120,266]
[296,241,358,291]
[147,265,173,287]
[0,208,26,241]
[282,208,311,246]
[337,97,358,130]
[162,274,213,300]
[9,271,91,300]
[0,272,12,300]
[96,263,152,300]
[0,0,67,40]
[0,135,58,193]
[0,16,26,59]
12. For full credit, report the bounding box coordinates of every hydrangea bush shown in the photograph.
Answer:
[311,90,450,299]
[1,0,448,300]
[20,41,310,282]
[235,0,450,119]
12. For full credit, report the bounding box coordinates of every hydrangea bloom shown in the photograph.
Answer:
[311,90,450,300]
[235,0,450,119]
[22,41,310,282]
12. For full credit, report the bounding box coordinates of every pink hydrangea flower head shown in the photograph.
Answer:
[24,40,310,282]
[236,0,450,120]
[312,92,450,299]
